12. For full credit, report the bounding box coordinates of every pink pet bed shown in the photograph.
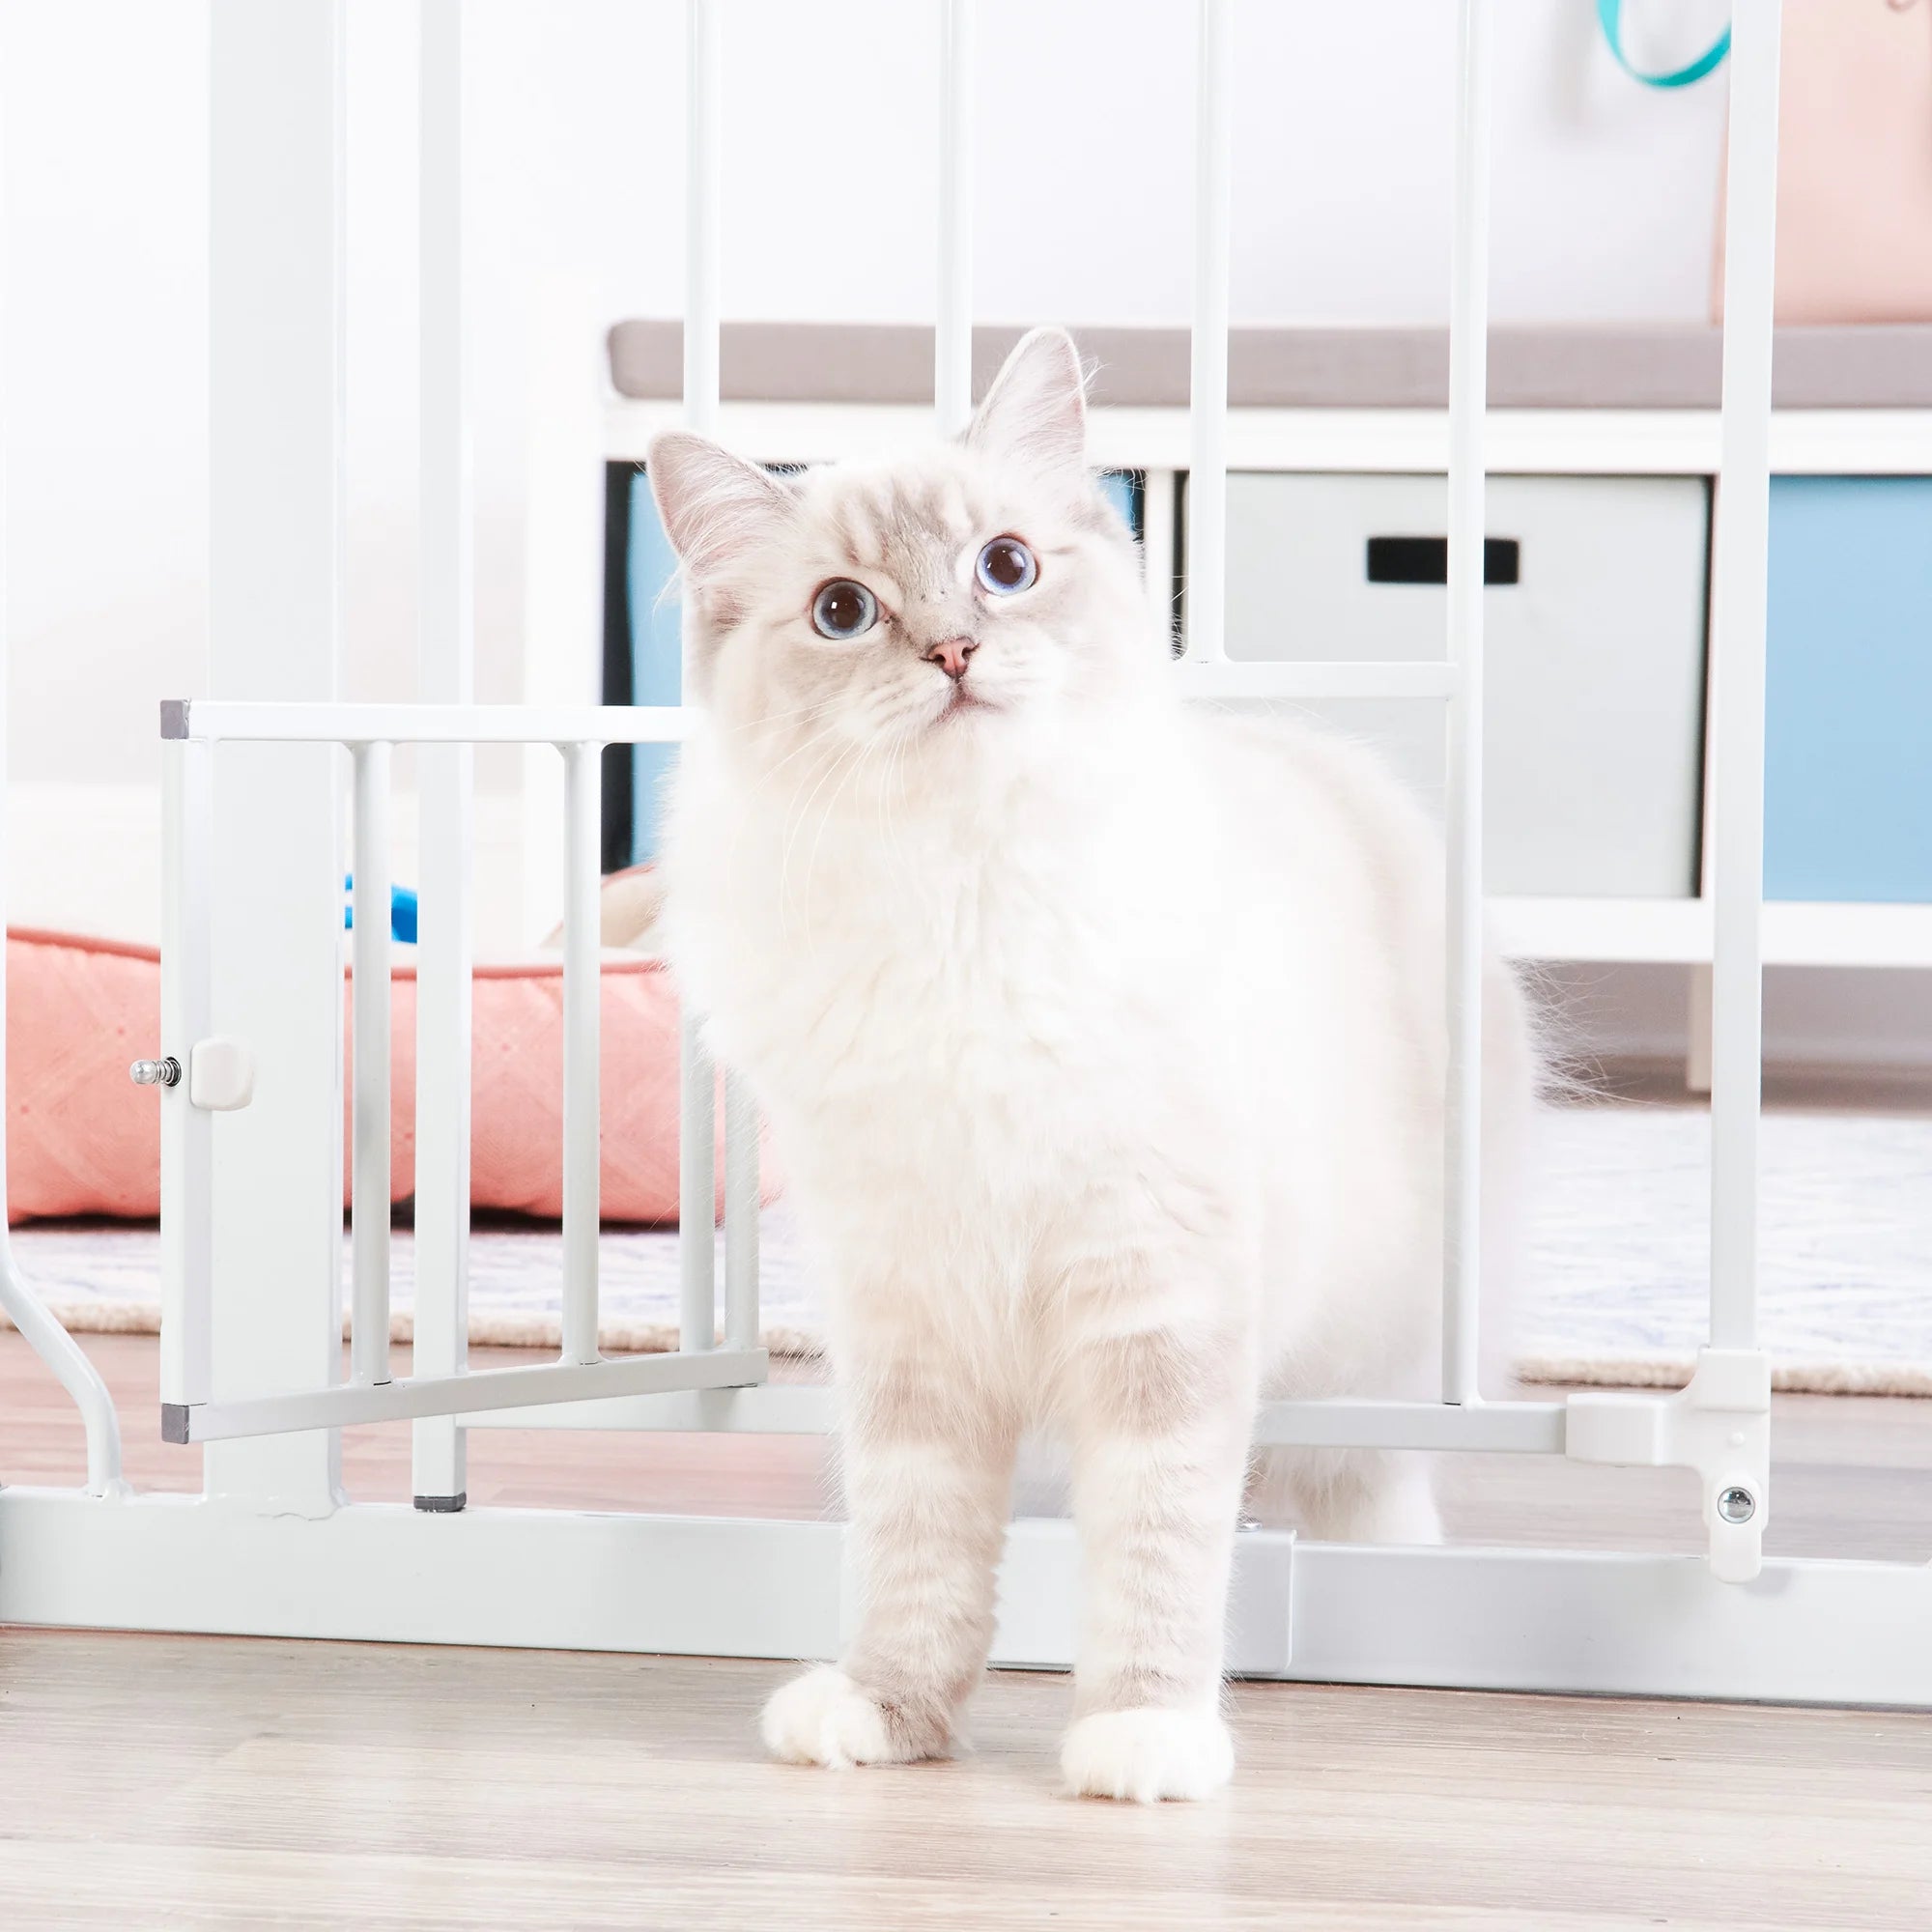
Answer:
[5,926,724,1226]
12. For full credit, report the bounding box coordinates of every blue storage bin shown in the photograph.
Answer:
[613,467,1142,866]
[1764,477,1932,903]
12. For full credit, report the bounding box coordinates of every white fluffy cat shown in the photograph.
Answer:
[645,327,1534,1804]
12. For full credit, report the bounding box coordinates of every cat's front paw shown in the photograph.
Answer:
[1061,1706,1234,1804]
[760,1665,950,1770]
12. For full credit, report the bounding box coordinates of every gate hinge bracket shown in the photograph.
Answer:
[1565,1347,1771,1584]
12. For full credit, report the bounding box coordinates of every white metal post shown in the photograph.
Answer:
[350,742,393,1387]
[517,279,604,948]
[723,1075,760,1350]
[206,0,347,1507]
[1183,0,1233,663]
[684,0,720,440]
[158,740,213,1417]
[1708,0,1783,1349]
[0,1256,124,1494]
[412,0,475,1508]
[680,0,721,1352]
[935,0,975,437]
[560,740,603,1366]
[1440,0,1492,1406]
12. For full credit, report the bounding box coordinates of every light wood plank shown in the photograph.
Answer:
[0,1634,1927,1929]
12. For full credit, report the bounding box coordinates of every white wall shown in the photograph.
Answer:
[10,0,1924,1067]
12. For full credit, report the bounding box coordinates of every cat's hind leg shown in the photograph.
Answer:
[1252,1443,1443,1546]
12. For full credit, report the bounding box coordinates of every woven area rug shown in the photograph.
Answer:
[8,1102,1930,1396]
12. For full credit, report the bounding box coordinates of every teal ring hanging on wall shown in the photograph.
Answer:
[1596,0,1731,88]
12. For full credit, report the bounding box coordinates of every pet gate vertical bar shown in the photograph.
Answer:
[716,0,765,1356]
[1440,0,1492,1406]
[158,737,215,1420]
[723,1076,760,1350]
[1183,0,1233,664]
[205,0,347,1511]
[1708,0,1782,1350]
[351,741,393,1386]
[560,740,603,1365]
[935,0,975,437]
[412,0,474,1508]
[680,0,721,1352]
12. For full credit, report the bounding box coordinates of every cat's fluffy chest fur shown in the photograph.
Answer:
[667,714,1203,1278]
[665,693,1462,1390]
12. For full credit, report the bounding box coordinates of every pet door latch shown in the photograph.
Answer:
[1566,1348,1772,1584]
[130,1037,255,1112]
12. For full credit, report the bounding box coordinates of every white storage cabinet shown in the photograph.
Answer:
[1219,471,1711,898]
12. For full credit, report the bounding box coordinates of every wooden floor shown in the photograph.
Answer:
[4,1332,1931,1927]
[2,1632,1928,1929]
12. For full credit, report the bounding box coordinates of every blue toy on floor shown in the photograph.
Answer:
[342,874,418,944]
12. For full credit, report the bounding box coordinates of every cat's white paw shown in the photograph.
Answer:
[1061,1706,1235,1804]
[760,1665,939,1770]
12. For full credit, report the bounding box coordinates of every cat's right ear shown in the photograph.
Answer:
[645,431,793,588]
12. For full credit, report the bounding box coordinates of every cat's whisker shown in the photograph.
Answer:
[876,724,923,918]
[728,689,856,740]
[723,709,855,829]
[719,721,846,885]
[888,725,943,929]
[775,730,868,947]
[801,733,886,956]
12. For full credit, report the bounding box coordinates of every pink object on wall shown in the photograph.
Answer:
[5,926,751,1226]
[1713,0,1932,324]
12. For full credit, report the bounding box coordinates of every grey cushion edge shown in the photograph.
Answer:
[608,320,1932,412]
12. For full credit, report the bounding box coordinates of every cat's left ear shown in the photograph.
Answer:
[966,327,1088,482]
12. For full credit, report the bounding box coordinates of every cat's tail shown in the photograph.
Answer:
[542,862,669,953]
[1478,952,1539,1400]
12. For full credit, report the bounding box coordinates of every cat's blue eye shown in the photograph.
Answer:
[810,579,878,639]
[976,536,1037,596]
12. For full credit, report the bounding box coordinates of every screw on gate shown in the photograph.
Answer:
[1566,1348,1772,1582]
[129,1056,183,1089]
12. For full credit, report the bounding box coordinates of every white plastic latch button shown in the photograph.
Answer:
[187,1037,255,1112]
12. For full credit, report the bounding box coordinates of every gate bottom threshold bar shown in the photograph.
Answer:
[164,1347,768,1443]
[3,1490,1927,1706]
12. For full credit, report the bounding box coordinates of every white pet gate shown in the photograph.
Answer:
[2,0,1927,1706]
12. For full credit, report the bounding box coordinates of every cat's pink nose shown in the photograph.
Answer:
[923,636,978,682]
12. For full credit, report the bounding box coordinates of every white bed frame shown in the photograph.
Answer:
[3,0,1927,1709]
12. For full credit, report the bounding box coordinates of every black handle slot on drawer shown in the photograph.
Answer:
[1365,535,1520,586]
